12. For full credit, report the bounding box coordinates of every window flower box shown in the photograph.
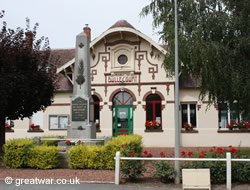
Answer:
[183,122,195,131]
[28,123,44,132]
[5,123,14,132]
[227,121,250,131]
[145,120,163,132]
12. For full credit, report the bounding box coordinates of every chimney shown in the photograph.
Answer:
[25,31,33,51]
[83,24,91,41]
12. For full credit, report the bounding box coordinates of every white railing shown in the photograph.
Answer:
[114,151,250,190]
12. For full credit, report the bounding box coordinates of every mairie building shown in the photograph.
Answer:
[6,20,250,147]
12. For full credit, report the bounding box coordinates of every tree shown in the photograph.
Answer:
[141,0,250,114]
[0,11,56,152]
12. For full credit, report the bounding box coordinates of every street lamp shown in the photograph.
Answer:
[174,0,181,184]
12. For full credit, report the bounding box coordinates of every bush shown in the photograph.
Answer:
[67,134,144,170]
[4,139,36,168]
[27,145,60,169]
[67,145,106,169]
[105,135,143,169]
[181,146,250,184]
[155,161,175,183]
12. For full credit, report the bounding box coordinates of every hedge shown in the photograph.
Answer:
[4,138,36,168]
[67,134,143,170]
[27,146,60,169]
[4,139,60,169]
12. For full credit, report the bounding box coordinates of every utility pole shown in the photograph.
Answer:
[174,0,180,184]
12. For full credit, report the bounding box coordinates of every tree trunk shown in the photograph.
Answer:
[0,116,6,153]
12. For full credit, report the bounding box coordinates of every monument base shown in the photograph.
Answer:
[67,121,96,139]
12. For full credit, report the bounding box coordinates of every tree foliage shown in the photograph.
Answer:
[0,11,56,151]
[141,0,250,114]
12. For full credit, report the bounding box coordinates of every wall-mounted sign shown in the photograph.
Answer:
[108,74,137,84]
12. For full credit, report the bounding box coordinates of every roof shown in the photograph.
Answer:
[49,49,75,68]
[109,20,136,30]
[49,49,75,91]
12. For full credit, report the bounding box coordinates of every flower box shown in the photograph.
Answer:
[227,121,250,130]
[145,120,162,131]
[183,122,195,131]
[28,123,44,132]
[144,128,164,132]
[5,123,14,132]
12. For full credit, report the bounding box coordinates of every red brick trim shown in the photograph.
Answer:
[109,88,137,103]
[142,90,165,101]
[92,92,103,102]
[166,101,175,104]
[197,105,201,111]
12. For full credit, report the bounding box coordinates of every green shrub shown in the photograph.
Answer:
[155,161,175,183]
[27,145,60,169]
[181,147,250,184]
[232,157,250,183]
[105,135,143,169]
[67,134,144,170]
[67,145,106,169]
[4,139,36,168]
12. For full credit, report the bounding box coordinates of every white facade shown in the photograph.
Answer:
[6,21,250,147]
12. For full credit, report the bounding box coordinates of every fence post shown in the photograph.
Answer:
[226,152,231,190]
[115,151,121,185]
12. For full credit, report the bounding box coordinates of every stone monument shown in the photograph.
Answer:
[67,29,96,139]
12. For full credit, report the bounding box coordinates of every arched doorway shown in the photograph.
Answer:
[112,91,133,136]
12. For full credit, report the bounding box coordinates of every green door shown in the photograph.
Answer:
[113,105,133,136]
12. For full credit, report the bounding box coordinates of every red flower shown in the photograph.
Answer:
[160,152,165,157]
[130,152,135,156]
[65,140,71,145]
[130,169,134,173]
[181,151,186,156]
[143,150,148,155]
[198,155,204,158]
[236,154,240,158]
[201,151,207,155]
[210,149,214,152]
[230,148,237,153]
[30,123,35,128]
[229,145,232,148]
[147,153,153,157]
[188,152,193,156]
[121,144,124,148]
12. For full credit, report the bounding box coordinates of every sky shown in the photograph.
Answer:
[1,0,161,49]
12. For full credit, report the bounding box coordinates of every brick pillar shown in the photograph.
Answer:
[83,24,91,41]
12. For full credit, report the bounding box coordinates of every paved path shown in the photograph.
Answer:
[0,181,182,190]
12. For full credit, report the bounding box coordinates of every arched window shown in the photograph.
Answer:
[113,92,133,106]
[146,94,162,123]
[92,95,100,131]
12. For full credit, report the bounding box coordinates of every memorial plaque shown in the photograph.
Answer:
[72,97,87,121]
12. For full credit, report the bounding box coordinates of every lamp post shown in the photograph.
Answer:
[174,0,180,184]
